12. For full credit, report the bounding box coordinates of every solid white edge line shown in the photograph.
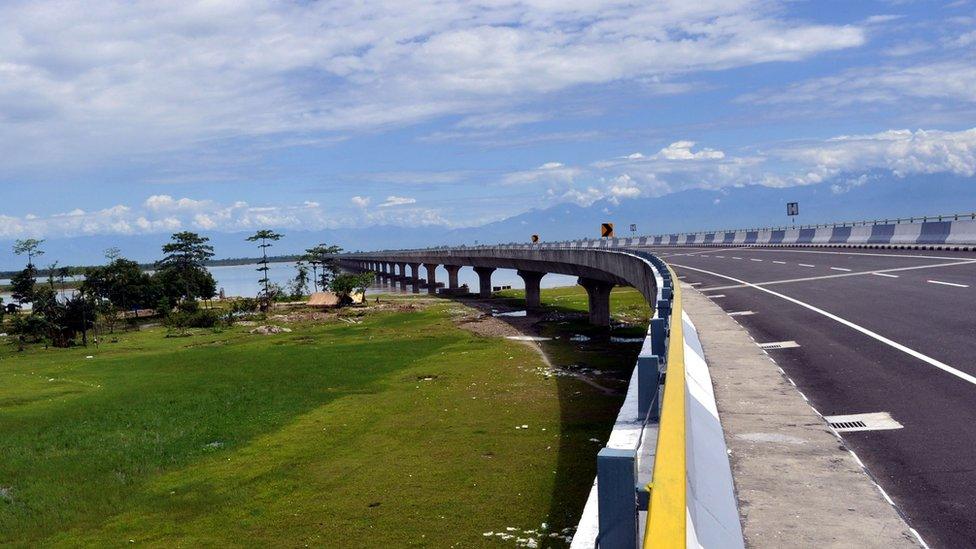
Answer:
[927,280,969,288]
[673,263,976,388]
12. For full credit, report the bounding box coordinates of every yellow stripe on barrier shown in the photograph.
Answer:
[644,265,686,548]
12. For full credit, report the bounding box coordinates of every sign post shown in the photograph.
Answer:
[787,202,799,227]
[601,223,615,238]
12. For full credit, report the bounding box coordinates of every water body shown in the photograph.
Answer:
[0,262,581,303]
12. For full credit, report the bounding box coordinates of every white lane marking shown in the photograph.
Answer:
[728,311,755,317]
[728,248,974,262]
[700,255,710,257]
[687,282,702,286]
[928,280,969,288]
[772,261,787,264]
[673,263,976,387]
[750,258,763,262]
[758,340,800,350]
[830,267,852,272]
[732,257,743,260]
[798,263,815,267]
[715,255,726,258]
[698,260,976,291]
[707,294,726,298]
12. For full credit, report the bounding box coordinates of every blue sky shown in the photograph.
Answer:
[0,0,974,243]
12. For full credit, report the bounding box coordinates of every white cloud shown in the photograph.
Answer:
[519,127,976,209]
[0,0,866,171]
[655,141,726,161]
[378,196,417,208]
[743,60,976,106]
[350,196,371,208]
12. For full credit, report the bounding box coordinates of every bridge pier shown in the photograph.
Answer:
[407,263,421,293]
[424,263,439,294]
[578,277,614,326]
[517,270,545,310]
[473,267,496,298]
[397,262,409,291]
[444,265,461,290]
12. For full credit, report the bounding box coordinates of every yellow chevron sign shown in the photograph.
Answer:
[601,223,614,238]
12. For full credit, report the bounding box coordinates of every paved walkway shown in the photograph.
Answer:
[682,284,922,548]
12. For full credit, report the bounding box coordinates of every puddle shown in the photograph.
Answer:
[505,335,552,342]
[492,309,527,317]
[609,336,644,344]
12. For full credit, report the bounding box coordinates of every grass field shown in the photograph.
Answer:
[0,287,644,547]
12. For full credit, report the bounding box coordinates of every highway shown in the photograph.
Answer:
[641,246,976,547]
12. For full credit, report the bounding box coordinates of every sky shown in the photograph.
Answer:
[1,0,974,245]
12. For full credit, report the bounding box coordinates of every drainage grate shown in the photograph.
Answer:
[830,420,867,430]
[758,340,800,350]
[824,412,903,433]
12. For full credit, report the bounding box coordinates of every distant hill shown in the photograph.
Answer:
[1,173,972,270]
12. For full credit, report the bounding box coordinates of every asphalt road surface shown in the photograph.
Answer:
[640,246,976,548]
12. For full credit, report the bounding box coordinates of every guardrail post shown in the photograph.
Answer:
[650,318,667,358]
[597,448,639,549]
[638,355,661,421]
[657,300,671,325]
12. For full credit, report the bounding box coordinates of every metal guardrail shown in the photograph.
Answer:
[644,264,685,548]
[590,252,686,548]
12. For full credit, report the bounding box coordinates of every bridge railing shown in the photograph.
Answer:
[579,250,688,548]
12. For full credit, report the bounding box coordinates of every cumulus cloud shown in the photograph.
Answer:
[515,127,976,209]
[655,141,726,161]
[350,196,371,208]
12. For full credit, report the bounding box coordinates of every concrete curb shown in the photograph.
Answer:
[680,285,922,548]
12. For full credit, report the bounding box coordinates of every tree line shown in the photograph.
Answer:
[1,230,373,348]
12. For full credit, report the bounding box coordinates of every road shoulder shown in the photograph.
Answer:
[681,284,921,548]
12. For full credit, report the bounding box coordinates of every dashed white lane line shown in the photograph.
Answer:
[750,258,763,262]
[928,280,970,288]
[772,261,787,264]
[673,263,976,388]
[872,272,899,278]
[708,294,726,298]
[798,263,815,267]
[830,267,852,272]
[715,255,726,258]
[732,257,743,260]
[728,311,755,317]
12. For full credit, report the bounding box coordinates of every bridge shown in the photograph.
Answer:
[341,214,976,548]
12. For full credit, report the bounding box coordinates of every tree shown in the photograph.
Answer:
[13,238,44,266]
[290,261,310,299]
[9,266,37,305]
[305,244,342,291]
[329,272,374,306]
[82,257,161,314]
[10,239,43,305]
[156,232,216,302]
[246,230,283,302]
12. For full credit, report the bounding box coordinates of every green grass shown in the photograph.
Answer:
[0,295,632,547]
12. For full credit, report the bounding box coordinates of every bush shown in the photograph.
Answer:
[188,309,220,328]
[178,299,200,314]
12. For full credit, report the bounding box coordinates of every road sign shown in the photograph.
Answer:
[531,234,539,243]
[787,202,799,216]
[601,223,614,238]
[630,223,637,233]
